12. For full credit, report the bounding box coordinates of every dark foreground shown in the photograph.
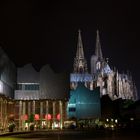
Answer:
[0,128,140,140]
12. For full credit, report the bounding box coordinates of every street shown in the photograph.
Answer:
[0,129,140,140]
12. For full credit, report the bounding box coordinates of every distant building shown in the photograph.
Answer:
[70,30,138,101]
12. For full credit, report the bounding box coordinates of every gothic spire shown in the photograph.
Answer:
[95,30,103,60]
[76,30,85,59]
[73,29,88,73]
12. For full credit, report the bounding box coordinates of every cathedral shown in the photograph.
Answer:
[70,30,138,101]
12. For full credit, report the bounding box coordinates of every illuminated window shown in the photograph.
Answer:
[96,61,101,70]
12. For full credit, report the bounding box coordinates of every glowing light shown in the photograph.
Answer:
[115,119,118,123]
[0,81,3,93]
[130,117,134,121]
[25,123,28,128]
[53,122,60,128]
[42,121,46,128]
[106,118,109,122]
[111,125,114,128]
[57,114,60,120]
[34,114,39,120]
[45,114,51,120]
[21,114,28,120]
[9,114,14,120]
[104,124,109,128]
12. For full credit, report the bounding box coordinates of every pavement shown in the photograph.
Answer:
[0,128,140,140]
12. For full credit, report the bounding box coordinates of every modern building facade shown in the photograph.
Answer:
[0,48,69,131]
[14,64,69,130]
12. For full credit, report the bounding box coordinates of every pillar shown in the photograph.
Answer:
[59,100,63,129]
[52,101,56,129]
[19,100,22,130]
[46,100,49,128]
[0,98,3,130]
[40,101,43,128]
[28,102,31,118]
[22,101,26,130]
[3,100,7,131]
[32,100,35,115]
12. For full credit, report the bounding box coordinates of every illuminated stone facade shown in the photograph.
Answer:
[70,30,138,101]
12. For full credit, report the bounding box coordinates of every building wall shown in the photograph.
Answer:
[67,83,101,119]
[40,65,69,99]
[0,47,17,98]
[17,64,39,83]
[15,64,69,100]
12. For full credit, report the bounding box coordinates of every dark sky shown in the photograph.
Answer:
[0,0,140,96]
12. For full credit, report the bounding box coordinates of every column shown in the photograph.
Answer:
[28,102,31,118]
[22,101,26,130]
[3,100,7,131]
[27,101,31,130]
[19,100,22,130]
[0,98,3,131]
[46,100,49,128]
[52,101,56,130]
[40,101,43,128]
[32,100,35,115]
[59,100,63,129]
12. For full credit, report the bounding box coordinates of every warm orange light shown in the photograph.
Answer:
[21,114,28,120]
[45,114,51,120]
[34,114,39,120]
[57,114,60,120]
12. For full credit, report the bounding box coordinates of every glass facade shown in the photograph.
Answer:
[67,83,101,119]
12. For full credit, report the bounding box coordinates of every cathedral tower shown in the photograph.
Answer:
[91,30,103,74]
[73,30,88,73]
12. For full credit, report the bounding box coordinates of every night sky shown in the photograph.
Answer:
[0,1,140,97]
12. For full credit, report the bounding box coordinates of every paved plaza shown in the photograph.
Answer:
[0,129,140,140]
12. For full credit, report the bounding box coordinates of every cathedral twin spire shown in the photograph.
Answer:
[74,29,103,73]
